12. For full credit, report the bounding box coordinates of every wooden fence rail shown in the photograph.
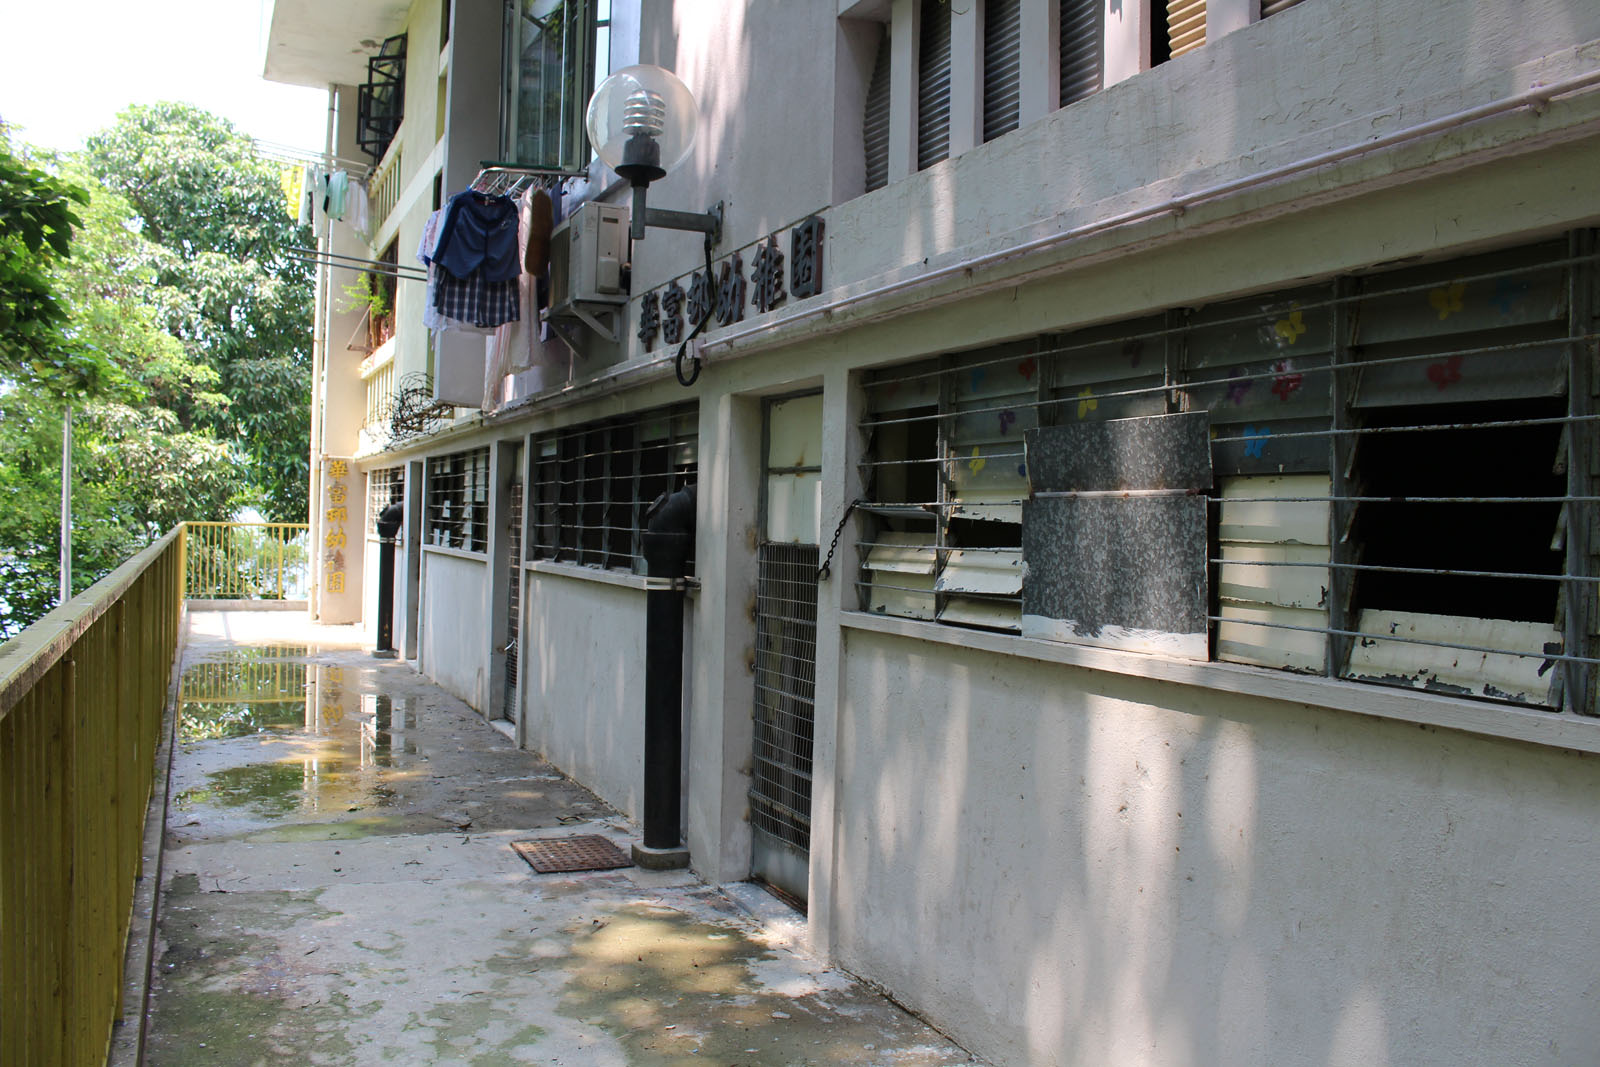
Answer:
[0,525,185,1066]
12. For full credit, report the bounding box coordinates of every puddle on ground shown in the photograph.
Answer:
[178,652,425,821]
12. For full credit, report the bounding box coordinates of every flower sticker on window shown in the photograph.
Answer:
[967,446,987,475]
[1428,282,1466,320]
[1270,361,1303,401]
[1426,354,1464,391]
[1076,387,1098,420]
[1242,425,1271,459]
[1226,368,1253,406]
[1274,309,1307,345]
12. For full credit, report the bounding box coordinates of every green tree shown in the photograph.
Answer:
[85,103,314,522]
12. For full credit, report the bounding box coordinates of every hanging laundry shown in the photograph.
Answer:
[433,190,521,283]
[347,179,371,238]
[280,166,304,222]
[298,164,316,227]
[417,207,514,333]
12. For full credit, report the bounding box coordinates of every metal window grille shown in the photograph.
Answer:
[750,542,821,853]
[858,231,1600,714]
[366,466,406,537]
[982,0,1022,143]
[426,448,491,552]
[917,0,952,171]
[528,402,697,573]
[1059,0,1104,108]
[357,34,406,161]
[863,25,893,193]
[504,471,524,719]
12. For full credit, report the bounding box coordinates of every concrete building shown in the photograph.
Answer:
[264,1,1600,1063]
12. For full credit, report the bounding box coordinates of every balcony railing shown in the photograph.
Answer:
[184,522,311,601]
[0,526,185,1066]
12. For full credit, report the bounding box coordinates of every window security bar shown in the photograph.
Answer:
[857,249,1600,393]
[857,333,1597,432]
[1200,615,1597,667]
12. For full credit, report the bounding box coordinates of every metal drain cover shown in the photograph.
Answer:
[511,834,634,874]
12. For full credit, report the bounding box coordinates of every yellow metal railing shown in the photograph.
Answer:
[0,525,185,1066]
[184,522,311,600]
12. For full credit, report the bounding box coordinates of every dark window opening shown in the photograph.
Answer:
[1150,0,1172,65]
[1352,398,1564,624]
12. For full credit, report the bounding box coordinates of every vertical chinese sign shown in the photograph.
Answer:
[319,456,365,624]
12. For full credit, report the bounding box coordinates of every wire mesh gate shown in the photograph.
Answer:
[749,542,820,898]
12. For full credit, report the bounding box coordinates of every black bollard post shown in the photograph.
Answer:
[633,484,696,870]
[375,500,404,658]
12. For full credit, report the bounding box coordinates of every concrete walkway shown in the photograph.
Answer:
[143,612,979,1066]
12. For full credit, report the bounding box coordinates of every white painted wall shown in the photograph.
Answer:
[833,628,1600,1067]
[521,571,648,818]
[419,548,489,709]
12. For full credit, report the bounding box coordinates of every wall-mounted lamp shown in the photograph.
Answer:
[587,65,722,244]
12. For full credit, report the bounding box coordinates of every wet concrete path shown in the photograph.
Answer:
[144,612,978,1066]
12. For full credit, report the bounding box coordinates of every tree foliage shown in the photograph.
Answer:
[0,106,316,636]
[86,103,315,523]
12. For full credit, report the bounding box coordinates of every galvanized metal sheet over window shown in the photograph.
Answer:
[750,542,821,855]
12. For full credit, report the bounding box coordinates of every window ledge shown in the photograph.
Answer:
[524,558,701,597]
[839,610,1600,755]
[422,544,487,562]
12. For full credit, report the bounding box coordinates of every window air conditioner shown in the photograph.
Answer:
[548,200,628,314]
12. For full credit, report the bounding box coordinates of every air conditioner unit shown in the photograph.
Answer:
[548,200,628,314]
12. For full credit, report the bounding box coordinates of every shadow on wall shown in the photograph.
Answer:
[841,632,1600,1066]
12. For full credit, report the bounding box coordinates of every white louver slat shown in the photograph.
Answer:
[1168,0,1206,58]
[917,0,952,170]
[1260,0,1307,15]
[863,27,892,192]
[1058,0,1103,108]
[982,0,1022,142]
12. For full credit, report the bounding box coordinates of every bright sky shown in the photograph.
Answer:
[0,0,327,155]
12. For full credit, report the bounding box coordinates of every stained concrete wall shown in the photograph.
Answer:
[420,548,489,709]
[832,627,1600,1067]
[520,571,649,818]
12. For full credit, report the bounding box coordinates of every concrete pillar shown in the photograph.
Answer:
[685,391,764,884]
[888,0,918,183]
[1104,0,1151,86]
[807,364,867,958]
[1020,0,1062,124]
[948,0,982,156]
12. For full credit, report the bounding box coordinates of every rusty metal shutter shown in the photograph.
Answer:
[863,26,892,192]
[1168,0,1205,58]
[1059,0,1103,107]
[982,0,1022,142]
[1260,0,1306,15]
[917,0,952,170]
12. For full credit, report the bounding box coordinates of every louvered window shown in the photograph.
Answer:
[917,0,952,170]
[859,233,1600,714]
[1167,0,1205,58]
[1058,0,1103,108]
[1260,0,1307,15]
[982,0,1022,143]
[863,26,892,193]
[426,448,490,553]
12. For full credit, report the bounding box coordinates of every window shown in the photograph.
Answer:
[982,0,1022,143]
[1166,0,1205,58]
[916,0,952,171]
[1059,0,1104,107]
[502,0,598,173]
[863,25,892,193]
[859,233,1599,713]
[367,467,406,537]
[358,33,406,161]
[1259,0,1308,15]
[426,448,490,552]
[528,403,697,573]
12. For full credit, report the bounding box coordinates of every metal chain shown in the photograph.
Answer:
[816,499,865,581]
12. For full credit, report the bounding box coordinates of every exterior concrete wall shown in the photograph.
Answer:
[521,571,649,818]
[419,548,489,709]
[832,627,1600,1067]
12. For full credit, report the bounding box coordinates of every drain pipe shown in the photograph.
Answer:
[633,483,696,870]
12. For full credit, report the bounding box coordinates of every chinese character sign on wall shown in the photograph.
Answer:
[319,457,364,622]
